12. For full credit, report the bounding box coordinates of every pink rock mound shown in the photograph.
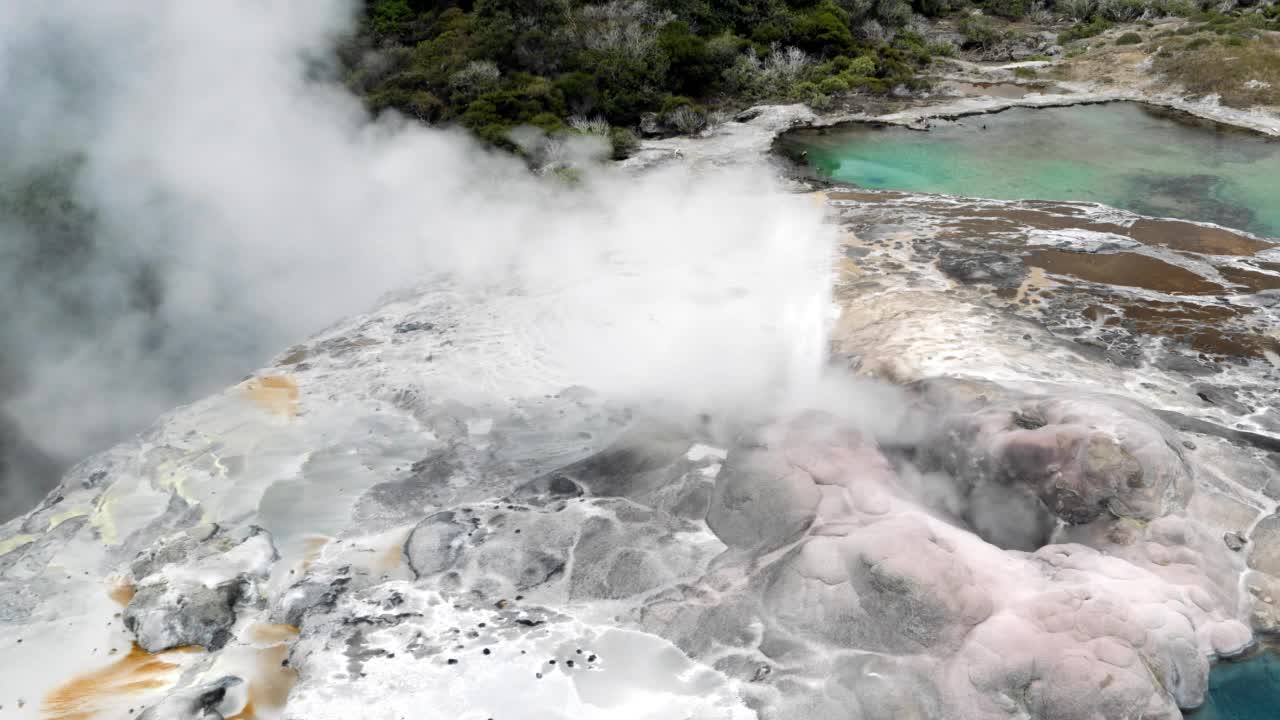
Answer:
[657,396,1251,719]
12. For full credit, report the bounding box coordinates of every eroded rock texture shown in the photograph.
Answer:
[0,277,1273,720]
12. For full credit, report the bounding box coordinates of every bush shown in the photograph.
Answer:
[666,105,706,134]
[792,0,857,55]
[449,60,501,101]
[960,14,1003,48]
[569,114,610,135]
[1057,0,1097,21]
[1097,0,1146,22]
[1116,32,1143,45]
[608,126,640,159]
[657,21,717,96]
[1058,17,1113,44]
[876,0,916,27]
[911,0,952,17]
[927,39,958,56]
[985,0,1026,20]
[1152,0,1198,15]
[1026,1,1053,23]
[818,75,851,93]
[367,0,415,37]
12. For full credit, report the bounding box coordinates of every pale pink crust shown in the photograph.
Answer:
[692,401,1253,719]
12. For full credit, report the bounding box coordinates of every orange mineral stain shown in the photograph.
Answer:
[243,375,299,418]
[106,580,135,606]
[299,535,330,571]
[226,636,299,719]
[246,624,300,646]
[374,534,408,575]
[42,644,195,720]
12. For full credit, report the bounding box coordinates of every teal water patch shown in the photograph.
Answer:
[1187,650,1280,719]
[780,103,1280,239]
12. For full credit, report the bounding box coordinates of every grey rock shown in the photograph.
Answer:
[707,446,819,552]
[1225,531,1248,551]
[639,112,662,136]
[937,250,1029,289]
[274,575,351,627]
[137,676,241,720]
[524,422,691,500]
[1194,384,1252,415]
[404,510,468,578]
[1248,515,1280,575]
[838,654,942,720]
[0,515,87,580]
[1155,352,1219,376]
[919,384,1191,531]
[124,579,243,651]
[130,531,203,580]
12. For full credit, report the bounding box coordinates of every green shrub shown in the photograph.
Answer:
[960,14,1003,48]
[1012,66,1037,78]
[1151,0,1196,16]
[789,80,822,102]
[792,0,857,55]
[818,75,851,94]
[927,40,958,57]
[658,94,700,115]
[911,0,952,17]
[607,127,639,160]
[1058,0,1098,21]
[1058,18,1113,44]
[346,0,944,152]
[984,0,1026,20]
[1116,32,1143,45]
[1097,0,1146,22]
[657,22,717,96]
[367,0,414,37]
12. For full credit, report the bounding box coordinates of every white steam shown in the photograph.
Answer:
[0,1,835,517]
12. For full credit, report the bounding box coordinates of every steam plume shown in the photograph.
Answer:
[0,1,834,519]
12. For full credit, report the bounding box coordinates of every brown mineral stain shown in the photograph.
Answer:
[243,375,299,418]
[1127,218,1273,256]
[246,624,299,645]
[107,581,135,606]
[373,531,411,575]
[1025,250,1225,295]
[933,217,1023,240]
[827,189,912,204]
[1218,264,1280,292]
[948,81,1048,99]
[824,191,1275,260]
[1113,300,1279,357]
[225,641,298,719]
[299,535,330,571]
[43,644,196,720]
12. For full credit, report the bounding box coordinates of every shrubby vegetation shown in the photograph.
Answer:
[1152,14,1280,107]
[344,0,1280,156]
[345,0,941,155]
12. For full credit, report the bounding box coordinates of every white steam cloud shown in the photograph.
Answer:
[0,2,835,517]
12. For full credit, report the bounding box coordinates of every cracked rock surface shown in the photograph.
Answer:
[1,273,1270,720]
